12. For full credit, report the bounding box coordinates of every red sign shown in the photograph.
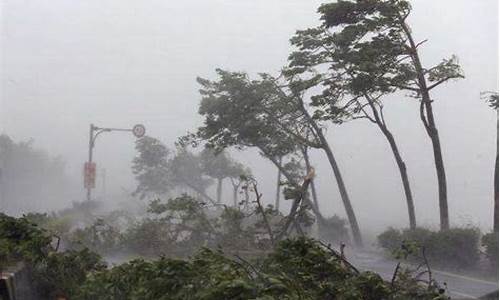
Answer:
[84,162,96,189]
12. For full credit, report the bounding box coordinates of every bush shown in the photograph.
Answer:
[378,227,481,270]
[0,213,105,298]
[482,232,499,268]
[76,237,447,300]
[318,215,350,244]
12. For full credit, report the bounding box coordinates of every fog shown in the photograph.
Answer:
[0,0,498,237]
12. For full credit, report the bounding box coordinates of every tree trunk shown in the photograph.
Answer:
[321,138,362,246]
[402,22,449,230]
[301,147,323,220]
[495,116,499,232]
[233,184,238,207]
[275,156,282,210]
[423,100,449,230]
[299,104,363,246]
[216,178,223,204]
[380,126,417,229]
[364,96,416,230]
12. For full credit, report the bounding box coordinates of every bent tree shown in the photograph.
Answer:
[315,0,463,230]
[195,70,363,245]
[287,22,416,229]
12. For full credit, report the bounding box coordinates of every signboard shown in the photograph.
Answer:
[132,124,146,138]
[84,162,96,189]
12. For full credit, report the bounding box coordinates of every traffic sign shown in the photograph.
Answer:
[132,124,146,138]
[84,162,96,189]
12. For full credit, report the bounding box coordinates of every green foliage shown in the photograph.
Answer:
[2,214,447,299]
[76,237,446,300]
[0,213,52,266]
[67,218,122,255]
[132,136,172,199]
[482,232,498,268]
[378,227,481,269]
[33,248,105,297]
[0,213,105,298]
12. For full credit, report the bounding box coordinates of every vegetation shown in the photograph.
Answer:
[482,232,498,270]
[1,213,449,299]
[0,134,73,213]
[377,227,482,270]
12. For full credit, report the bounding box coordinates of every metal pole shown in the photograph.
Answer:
[87,124,94,201]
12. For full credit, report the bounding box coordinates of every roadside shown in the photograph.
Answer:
[346,250,499,299]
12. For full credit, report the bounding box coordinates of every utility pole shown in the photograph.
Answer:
[85,123,145,201]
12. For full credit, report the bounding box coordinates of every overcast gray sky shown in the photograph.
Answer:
[1,0,498,234]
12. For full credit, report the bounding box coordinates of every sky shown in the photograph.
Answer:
[0,0,498,236]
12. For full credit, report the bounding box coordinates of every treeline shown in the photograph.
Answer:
[0,134,74,214]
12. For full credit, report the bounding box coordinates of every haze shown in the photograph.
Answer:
[0,0,498,236]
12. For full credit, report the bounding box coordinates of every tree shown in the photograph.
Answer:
[169,147,215,204]
[195,71,317,239]
[294,0,463,230]
[286,12,418,230]
[0,134,71,213]
[195,70,363,245]
[199,149,250,204]
[132,136,172,199]
[132,137,215,203]
[482,92,499,232]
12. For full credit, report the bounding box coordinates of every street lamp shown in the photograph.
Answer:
[84,123,145,201]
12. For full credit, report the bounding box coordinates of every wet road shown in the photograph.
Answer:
[347,251,498,299]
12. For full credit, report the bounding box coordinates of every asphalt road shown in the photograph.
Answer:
[347,251,498,299]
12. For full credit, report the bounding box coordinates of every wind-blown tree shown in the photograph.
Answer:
[169,147,215,203]
[132,137,172,199]
[261,73,363,246]
[288,0,463,230]
[483,92,499,232]
[132,137,215,203]
[286,20,415,230]
[195,70,363,245]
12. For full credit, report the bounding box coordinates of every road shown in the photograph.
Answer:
[347,251,498,299]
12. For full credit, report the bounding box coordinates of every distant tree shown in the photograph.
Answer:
[482,92,498,232]
[290,0,463,230]
[169,147,215,204]
[0,134,71,213]
[199,149,250,204]
[132,137,172,199]
[132,137,215,203]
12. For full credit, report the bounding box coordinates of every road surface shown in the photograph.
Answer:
[347,251,498,299]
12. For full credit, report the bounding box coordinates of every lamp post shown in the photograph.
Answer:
[85,123,145,201]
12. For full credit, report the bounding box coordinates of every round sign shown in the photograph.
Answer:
[132,124,146,138]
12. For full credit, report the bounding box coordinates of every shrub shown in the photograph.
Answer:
[76,237,447,300]
[378,227,481,270]
[482,232,499,268]
[318,215,350,243]
[377,227,403,251]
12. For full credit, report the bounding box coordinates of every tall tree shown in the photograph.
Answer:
[301,0,463,230]
[286,20,416,229]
